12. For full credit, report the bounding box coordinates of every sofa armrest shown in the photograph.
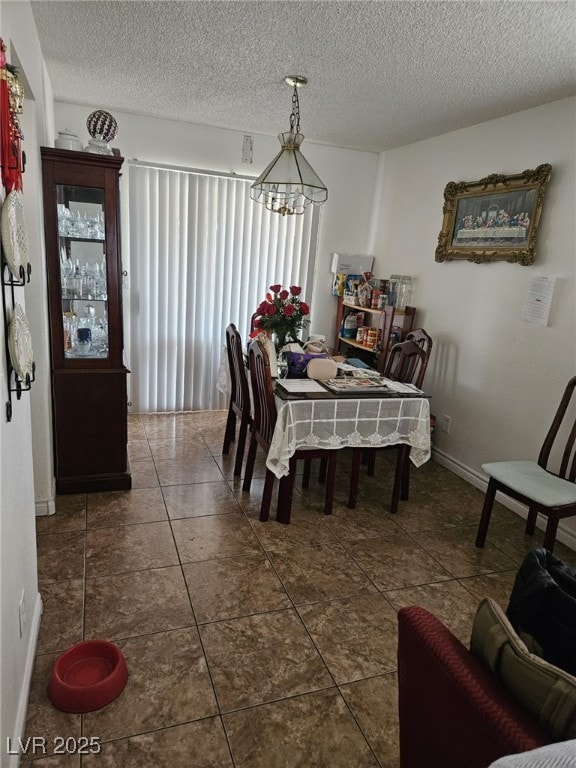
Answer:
[398,606,549,768]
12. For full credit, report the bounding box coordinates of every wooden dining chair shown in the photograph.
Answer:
[383,338,428,392]
[405,328,433,381]
[222,323,251,477]
[475,375,576,553]
[406,328,435,436]
[368,329,434,486]
[349,335,432,512]
[242,339,338,524]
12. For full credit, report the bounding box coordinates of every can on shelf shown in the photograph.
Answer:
[356,326,366,344]
[371,290,382,308]
[365,328,378,348]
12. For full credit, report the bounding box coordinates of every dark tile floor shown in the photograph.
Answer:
[24,411,576,767]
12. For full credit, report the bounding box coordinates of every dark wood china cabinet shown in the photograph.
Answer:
[41,147,131,493]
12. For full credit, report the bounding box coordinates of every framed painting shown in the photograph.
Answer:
[435,164,551,265]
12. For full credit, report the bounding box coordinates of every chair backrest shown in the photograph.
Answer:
[225,323,250,415]
[384,339,428,389]
[406,328,433,356]
[539,375,576,481]
[247,339,277,447]
[376,305,396,374]
[405,328,433,384]
[376,307,418,374]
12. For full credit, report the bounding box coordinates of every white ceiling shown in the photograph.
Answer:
[29,0,576,153]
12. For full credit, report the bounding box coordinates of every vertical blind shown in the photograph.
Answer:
[127,163,319,413]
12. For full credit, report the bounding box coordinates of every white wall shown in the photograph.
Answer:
[369,97,576,545]
[0,1,53,763]
[54,102,379,348]
[23,100,55,518]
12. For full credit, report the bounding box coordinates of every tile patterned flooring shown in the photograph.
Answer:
[24,410,576,767]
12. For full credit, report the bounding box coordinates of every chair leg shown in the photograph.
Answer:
[323,452,337,515]
[390,444,409,514]
[348,448,363,509]
[222,406,236,454]
[259,469,275,522]
[277,458,297,524]
[241,435,258,492]
[366,449,376,477]
[400,451,411,501]
[233,414,250,477]
[475,478,497,547]
[525,504,538,536]
[543,514,559,553]
[302,459,312,488]
[318,457,328,483]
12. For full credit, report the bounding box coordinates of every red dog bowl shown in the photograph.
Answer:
[48,640,128,713]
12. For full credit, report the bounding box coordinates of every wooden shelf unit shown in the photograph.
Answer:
[334,297,416,373]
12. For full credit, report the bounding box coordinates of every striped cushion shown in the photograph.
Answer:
[471,598,576,740]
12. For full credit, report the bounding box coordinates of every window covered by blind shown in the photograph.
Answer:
[127,163,319,412]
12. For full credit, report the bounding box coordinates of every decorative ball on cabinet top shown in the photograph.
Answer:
[86,110,118,143]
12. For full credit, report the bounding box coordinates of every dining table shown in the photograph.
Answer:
[267,378,432,519]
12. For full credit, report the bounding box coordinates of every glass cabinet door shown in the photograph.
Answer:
[57,184,109,359]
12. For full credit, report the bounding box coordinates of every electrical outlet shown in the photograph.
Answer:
[18,590,26,638]
[441,415,452,434]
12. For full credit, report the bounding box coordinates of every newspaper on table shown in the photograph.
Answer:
[322,376,423,395]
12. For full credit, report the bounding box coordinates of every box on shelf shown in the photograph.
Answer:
[330,252,374,275]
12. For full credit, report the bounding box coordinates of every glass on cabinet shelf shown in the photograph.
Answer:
[62,301,109,359]
[57,183,109,359]
[57,204,105,240]
[61,292,108,301]
[60,260,108,301]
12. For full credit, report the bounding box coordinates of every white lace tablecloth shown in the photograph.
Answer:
[266,396,431,478]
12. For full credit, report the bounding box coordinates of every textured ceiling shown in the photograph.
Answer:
[29,0,576,152]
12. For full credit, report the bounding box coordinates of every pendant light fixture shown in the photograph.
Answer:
[250,76,327,216]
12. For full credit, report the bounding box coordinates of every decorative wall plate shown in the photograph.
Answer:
[1,191,29,280]
[8,304,34,381]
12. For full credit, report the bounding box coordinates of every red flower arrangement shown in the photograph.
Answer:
[250,284,310,348]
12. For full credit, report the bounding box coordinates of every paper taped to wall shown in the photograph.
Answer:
[521,275,557,327]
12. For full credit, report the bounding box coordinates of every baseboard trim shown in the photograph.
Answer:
[35,478,56,516]
[432,447,576,553]
[6,593,43,768]
[432,447,487,492]
[35,497,56,516]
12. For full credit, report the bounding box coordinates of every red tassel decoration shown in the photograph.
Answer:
[0,38,23,192]
[0,39,12,191]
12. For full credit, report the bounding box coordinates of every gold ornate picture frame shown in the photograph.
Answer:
[435,164,551,265]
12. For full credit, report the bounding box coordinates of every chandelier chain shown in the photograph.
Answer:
[289,85,301,134]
